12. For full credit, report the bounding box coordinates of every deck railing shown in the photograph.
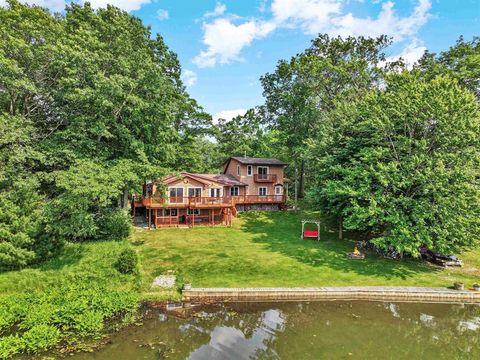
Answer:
[253,174,277,183]
[137,194,286,208]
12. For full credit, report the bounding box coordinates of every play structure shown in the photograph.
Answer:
[301,219,320,241]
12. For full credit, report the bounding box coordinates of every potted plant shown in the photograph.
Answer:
[473,284,480,292]
[453,282,464,290]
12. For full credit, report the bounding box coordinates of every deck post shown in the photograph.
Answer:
[148,208,151,228]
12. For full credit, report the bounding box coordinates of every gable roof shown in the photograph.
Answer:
[223,157,287,171]
[162,172,247,187]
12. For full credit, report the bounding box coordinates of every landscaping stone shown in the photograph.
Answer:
[151,275,176,289]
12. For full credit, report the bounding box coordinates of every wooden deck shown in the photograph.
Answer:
[138,195,286,208]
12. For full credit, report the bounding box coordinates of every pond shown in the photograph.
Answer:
[72,301,480,359]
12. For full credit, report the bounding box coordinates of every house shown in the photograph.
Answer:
[133,156,288,228]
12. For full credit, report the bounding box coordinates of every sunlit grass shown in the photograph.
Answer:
[134,211,480,291]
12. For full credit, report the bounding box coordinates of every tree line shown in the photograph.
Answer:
[1,0,479,271]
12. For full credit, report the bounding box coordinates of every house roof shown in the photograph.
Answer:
[223,156,288,170]
[162,172,247,187]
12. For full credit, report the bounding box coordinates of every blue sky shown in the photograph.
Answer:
[6,0,479,120]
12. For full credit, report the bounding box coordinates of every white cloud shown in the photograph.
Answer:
[330,0,431,41]
[385,38,427,68]
[194,0,432,68]
[156,8,169,20]
[193,18,275,67]
[181,69,197,87]
[213,108,248,123]
[204,2,226,18]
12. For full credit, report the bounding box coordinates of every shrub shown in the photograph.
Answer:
[98,209,131,241]
[114,248,138,274]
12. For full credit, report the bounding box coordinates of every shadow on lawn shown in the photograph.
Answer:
[240,211,440,281]
[38,244,85,271]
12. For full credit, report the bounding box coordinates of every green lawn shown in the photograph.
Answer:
[134,210,480,292]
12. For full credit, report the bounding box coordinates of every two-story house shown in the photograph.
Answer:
[133,156,287,228]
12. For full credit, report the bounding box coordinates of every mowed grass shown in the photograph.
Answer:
[134,211,480,292]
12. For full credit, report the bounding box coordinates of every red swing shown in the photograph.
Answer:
[301,220,321,240]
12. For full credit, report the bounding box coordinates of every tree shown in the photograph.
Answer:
[311,72,480,256]
[260,34,390,198]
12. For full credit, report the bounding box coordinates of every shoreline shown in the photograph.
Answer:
[181,286,480,304]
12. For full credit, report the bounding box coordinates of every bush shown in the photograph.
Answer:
[98,209,131,241]
[0,283,138,358]
[114,248,138,274]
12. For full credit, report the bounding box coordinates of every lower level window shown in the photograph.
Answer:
[165,209,177,216]
[258,187,267,196]
[187,209,200,215]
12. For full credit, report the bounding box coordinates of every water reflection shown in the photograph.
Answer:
[70,301,480,360]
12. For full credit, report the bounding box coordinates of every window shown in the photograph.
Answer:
[237,165,240,176]
[187,209,200,215]
[169,187,183,202]
[275,186,283,195]
[230,186,239,196]
[188,187,202,198]
[258,187,267,196]
[257,166,268,180]
[247,165,252,176]
[210,188,221,197]
[164,209,178,216]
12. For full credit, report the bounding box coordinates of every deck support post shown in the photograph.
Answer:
[148,208,151,228]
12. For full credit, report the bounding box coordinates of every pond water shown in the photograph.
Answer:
[72,301,480,360]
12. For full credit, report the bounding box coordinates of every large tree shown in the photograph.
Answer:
[311,72,480,256]
[260,35,390,198]
[0,1,210,269]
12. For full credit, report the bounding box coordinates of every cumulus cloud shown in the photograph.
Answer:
[181,69,198,87]
[213,108,248,123]
[156,8,169,20]
[204,2,226,18]
[385,38,427,68]
[193,18,275,67]
[194,0,432,67]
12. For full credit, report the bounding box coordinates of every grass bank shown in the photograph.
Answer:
[135,211,480,294]
[0,241,139,359]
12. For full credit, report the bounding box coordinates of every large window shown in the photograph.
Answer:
[247,165,252,176]
[274,185,283,195]
[258,187,267,196]
[169,187,183,202]
[210,188,221,197]
[188,187,202,198]
[230,186,239,196]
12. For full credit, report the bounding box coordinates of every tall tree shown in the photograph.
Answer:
[260,34,390,198]
[311,72,480,256]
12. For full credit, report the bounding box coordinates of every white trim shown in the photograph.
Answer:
[247,165,253,176]
[188,187,202,197]
[209,188,222,197]
[258,186,268,196]
[274,185,283,195]
[257,166,269,174]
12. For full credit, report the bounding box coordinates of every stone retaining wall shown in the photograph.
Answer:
[183,287,480,304]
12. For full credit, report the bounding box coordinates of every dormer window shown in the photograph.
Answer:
[247,165,252,176]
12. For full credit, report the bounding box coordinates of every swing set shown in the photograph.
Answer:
[301,219,321,241]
